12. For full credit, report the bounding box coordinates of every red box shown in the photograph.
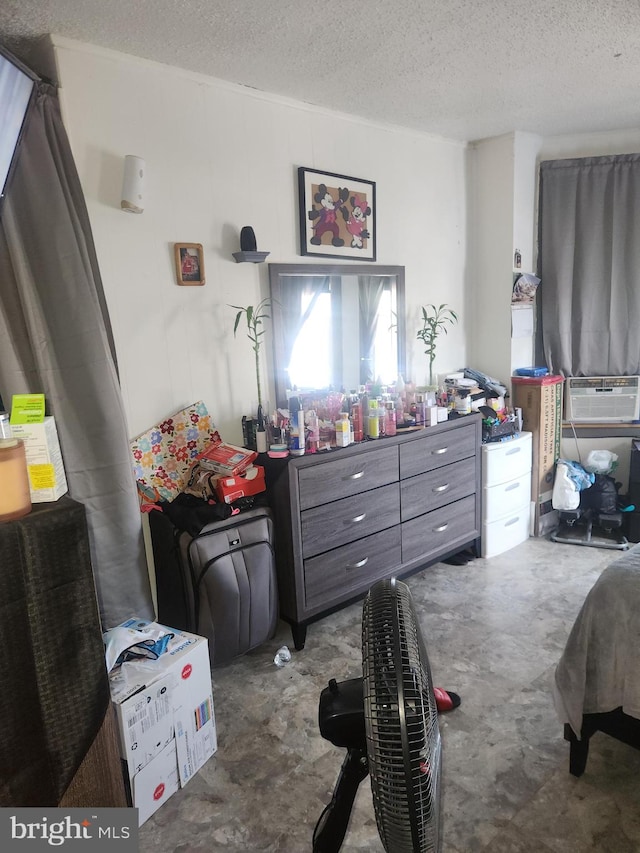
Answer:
[215,465,266,504]
[196,440,257,476]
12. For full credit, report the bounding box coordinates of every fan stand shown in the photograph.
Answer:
[313,677,369,853]
[312,746,369,852]
[314,579,443,853]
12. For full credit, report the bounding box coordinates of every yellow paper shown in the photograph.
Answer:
[28,463,56,489]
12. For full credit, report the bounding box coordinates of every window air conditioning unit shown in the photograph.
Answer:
[565,376,640,423]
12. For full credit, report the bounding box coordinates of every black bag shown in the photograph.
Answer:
[579,474,619,515]
[149,505,278,666]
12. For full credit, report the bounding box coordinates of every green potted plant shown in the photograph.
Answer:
[416,303,458,387]
[230,297,272,411]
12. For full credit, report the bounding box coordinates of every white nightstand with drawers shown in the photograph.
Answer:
[481,431,533,558]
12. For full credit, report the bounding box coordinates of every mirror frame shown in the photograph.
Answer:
[268,263,406,406]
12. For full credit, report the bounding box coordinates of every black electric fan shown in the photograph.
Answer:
[313,577,442,852]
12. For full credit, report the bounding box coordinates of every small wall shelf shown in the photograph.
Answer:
[232,251,270,264]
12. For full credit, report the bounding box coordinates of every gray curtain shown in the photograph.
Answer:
[538,154,640,376]
[0,82,153,628]
[359,276,388,384]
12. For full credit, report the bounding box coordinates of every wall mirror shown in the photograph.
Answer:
[268,263,406,406]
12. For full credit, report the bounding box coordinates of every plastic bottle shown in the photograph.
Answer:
[455,391,471,415]
[360,388,369,427]
[351,396,364,442]
[335,412,350,447]
[274,645,292,667]
[378,397,386,437]
[368,399,380,439]
[288,396,305,456]
[385,400,397,436]
[306,409,319,453]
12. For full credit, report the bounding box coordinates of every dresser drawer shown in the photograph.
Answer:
[400,457,476,521]
[304,526,402,611]
[482,508,530,558]
[301,482,400,558]
[482,431,532,487]
[483,471,531,523]
[297,445,399,511]
[401,495,477,563]
[400,422,477,478]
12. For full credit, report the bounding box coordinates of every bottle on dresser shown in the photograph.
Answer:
[335,412,351,447]
[288,396,305,456]
[385,400,397,436]
[351,394,364,442]
[367,399,380,439]
[306,409,319,453]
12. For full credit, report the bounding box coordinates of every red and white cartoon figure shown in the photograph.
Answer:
[343,195,371,249]
[308,183,349,247]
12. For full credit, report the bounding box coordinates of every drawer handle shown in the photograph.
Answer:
[505,482,520,492]
[344,470,365,480]
[346,557,369,570]
[433,483,450,493]
[506,447,521,456]
[505,517,519,527]
[349,513,367,524]
[433,523,448,533]
[432,447,448,455]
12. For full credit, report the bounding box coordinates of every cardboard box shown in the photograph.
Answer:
[511,375,564,535]
[108,619,217,825]
[196,440,257,476]
[215,464,266,504]
[10,416,68,502]
[130,740,180,826]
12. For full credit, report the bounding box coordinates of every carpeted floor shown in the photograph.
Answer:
[138,536,640,852]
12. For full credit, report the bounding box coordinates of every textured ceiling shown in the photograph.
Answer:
[1,0,639,141]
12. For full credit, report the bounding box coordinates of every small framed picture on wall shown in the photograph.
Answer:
[174,243,205,286]
[298,167,376,261]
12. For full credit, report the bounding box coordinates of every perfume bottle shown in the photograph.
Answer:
[351,396,364,442]
[385,400,397,436]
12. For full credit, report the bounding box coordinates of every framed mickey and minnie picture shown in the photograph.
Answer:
[298,167,376,261]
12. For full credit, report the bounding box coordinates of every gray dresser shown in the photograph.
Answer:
[271,414,482,648]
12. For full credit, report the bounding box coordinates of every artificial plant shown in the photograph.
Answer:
[231,297,272,411]
[416,303,459,387]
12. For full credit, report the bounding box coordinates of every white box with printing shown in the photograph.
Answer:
[10,416,68,502]
[108,619,217,824]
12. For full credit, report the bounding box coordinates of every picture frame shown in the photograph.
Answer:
[298,167,376,261]
[174,243,205,286]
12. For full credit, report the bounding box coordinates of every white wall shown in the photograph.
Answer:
[467,134,514,384]
[467,132,543,391]
[50,37,468,444]
[539,128,640,160]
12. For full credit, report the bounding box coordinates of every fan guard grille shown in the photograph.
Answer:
[362,578,441,853]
